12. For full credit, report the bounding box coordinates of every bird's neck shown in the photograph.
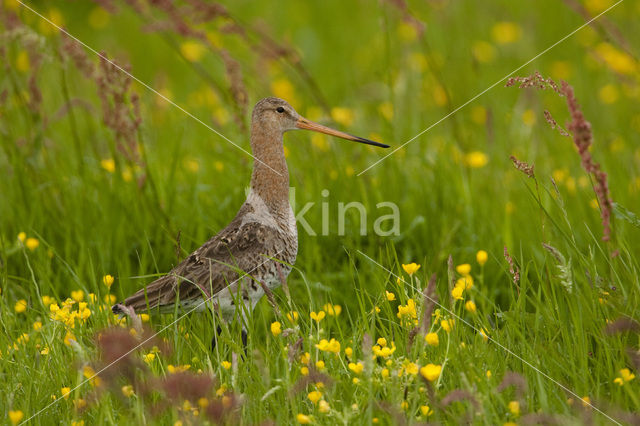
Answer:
[249,123,290,210]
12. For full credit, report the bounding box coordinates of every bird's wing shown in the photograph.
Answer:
[114,206,287,314]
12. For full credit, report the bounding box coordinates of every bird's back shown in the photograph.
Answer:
[113,196,297,316]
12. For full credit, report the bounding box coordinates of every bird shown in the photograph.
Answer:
[112,97,388,348]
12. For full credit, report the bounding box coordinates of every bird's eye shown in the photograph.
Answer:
[276,106,285,113]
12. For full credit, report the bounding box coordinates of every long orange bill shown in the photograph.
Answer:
[296,117,389,148]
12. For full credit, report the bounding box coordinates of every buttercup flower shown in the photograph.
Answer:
[386,291,396,301]
[296,413,312,424]
[614,368,635,385]
[102,275,114,288]
[318,400,330,413]
[315,338,340,354]
[9,410,24,425]
[456,264,471,275]
[465,300,477,313]
[307,390,322,404]
[270,321,282,336]
[26,238,39,251]
[310,311,326,322]
[402,263,421,275]
[508,400,520,416]
[121,385,134,397]
[323,304,342,316]
[476,250,488,266]
[419,364,442,382]
[451,286,464,300]
[425,332,439,346]
[348,362,364,374]
[14,299,27,313]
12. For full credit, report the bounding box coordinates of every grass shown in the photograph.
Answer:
[1,0,640,424]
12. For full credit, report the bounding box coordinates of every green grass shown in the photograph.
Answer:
[1,0,640,424]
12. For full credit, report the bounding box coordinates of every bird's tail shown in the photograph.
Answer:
[111,274,176,315]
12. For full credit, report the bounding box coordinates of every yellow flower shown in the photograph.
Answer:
[88,6,110,29]
[472,40,496,63]
[400,400,409,410]
[315,338,340,354]
[83,365,103,387]
[425,332,439,346]
[64,331,76,346]
[300,366,309,376]
[352,377,360,384]
[618,368,636,386]
[140,313,150,323]
[476,250,488,266]
[33,321,43,331]
[104,294,116,304]
[14,299,27,313]
[397,299,417,320]
[419,364,442,382]
[16,50,30,73]
[17,232,27,243]
[491,22,522,44]
[318,400,330,413]
[271,79,299,109]
[323,304,342,316]
[451,286,464,300]
[376,337,387,347]
[486,370,492,379]
[464,151,489,168]
[378,102,394,121]
[270,321,282,336]
[348,362,364,374]
[456,264,471,275]
[381,368,390,378]
[508,400,520,416]
[581,396,591,407]
[372,342,397,358]
[167,364,191,374]
[73,398,87,410]
[101,158,115,173]
[40,347,50,355]
[465,300,477,313]
[310,311,326,322]
[71,290,84,302]
[598,84,619,104]
[458,275,474,290]
[385,291,396,301]
[345,347,353,357]
[9,410,24,425]
[595,42,637,75]
[441,319,454,332]
[296,413,312,424]
[198,397,209,408]
[60,386,71,399]
[300,352,310,364]
[331,107,354,127]
[420,405,433,416]
[287,311,299,322]
[220,361,232,370]
[121,385,134,397]
[404,362,419,376]
[479,328,489,341]
[433,85,448,106]
[143,353,155,364]
[180,41,206,62]
[315,360,325,370]
[26,238,39,251]
[402,263,421,275]
[61,387,71,399]
[102,274,114,288]
[307,390,322,404]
